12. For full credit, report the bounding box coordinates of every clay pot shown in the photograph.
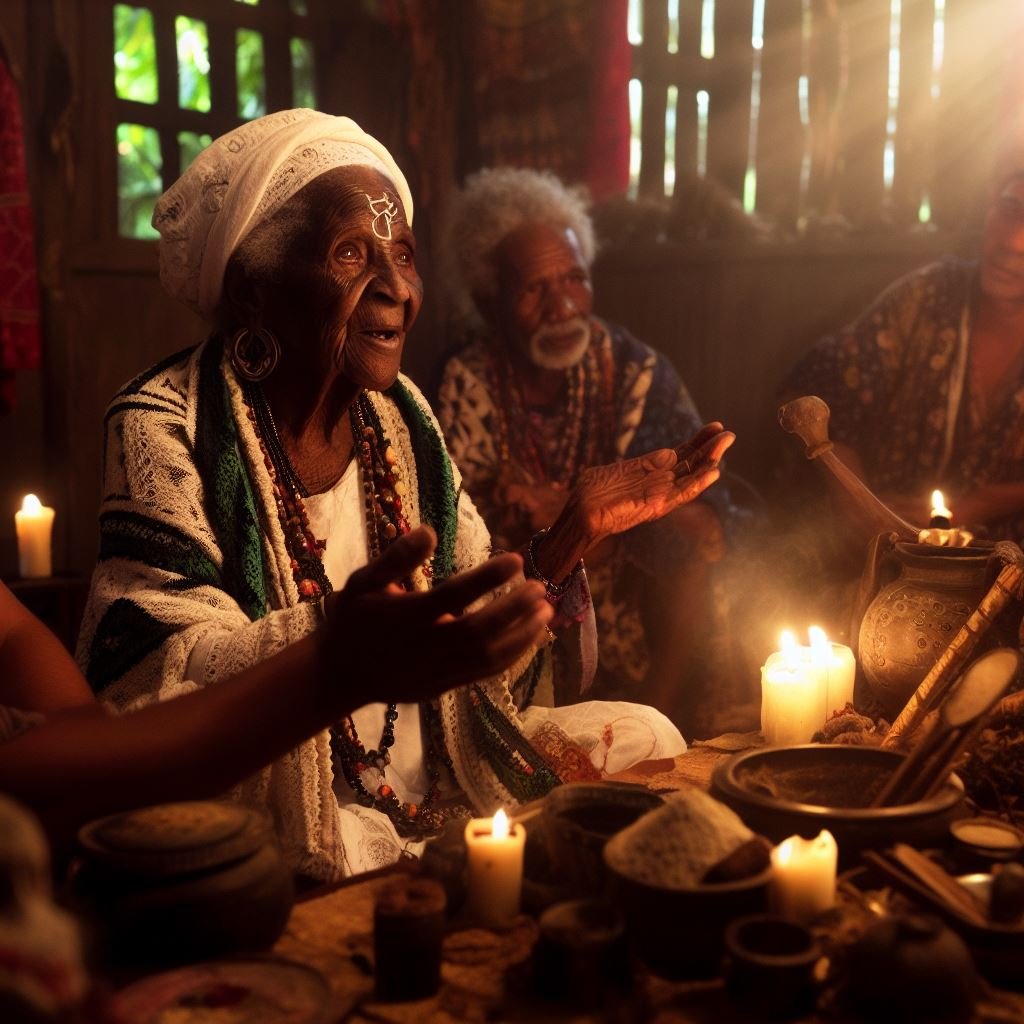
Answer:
[71,801,294,968]
[845,914,978,1023]
[541,782,664,898]
[855,540,1010,718]
[724,914,822,1020]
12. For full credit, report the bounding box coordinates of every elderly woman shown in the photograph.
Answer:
[77,110,733,880]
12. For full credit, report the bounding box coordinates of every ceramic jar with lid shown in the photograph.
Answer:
[71,801,293,967]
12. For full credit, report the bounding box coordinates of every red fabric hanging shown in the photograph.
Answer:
[469,0,631,201]
[0,54,41,414]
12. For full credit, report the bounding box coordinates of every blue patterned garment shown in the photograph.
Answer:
[783,259,1024,543]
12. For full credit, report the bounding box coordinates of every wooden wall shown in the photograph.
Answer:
[0,0,1012,590]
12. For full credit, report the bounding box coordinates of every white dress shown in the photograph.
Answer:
[299,460,688,874]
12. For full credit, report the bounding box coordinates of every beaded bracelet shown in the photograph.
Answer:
[523,528,583,598]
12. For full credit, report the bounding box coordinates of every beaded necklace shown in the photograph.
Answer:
[243,382,455,839]
[491,325,616,489]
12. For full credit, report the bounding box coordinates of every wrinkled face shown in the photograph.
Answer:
[492,223,594,371]
[980,176,1024,304]
[260,165,422,391]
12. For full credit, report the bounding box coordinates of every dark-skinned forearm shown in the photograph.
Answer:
[0,630,362,842]
[529,496,595,584]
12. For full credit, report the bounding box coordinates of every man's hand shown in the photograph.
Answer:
[529,423,735,584]
[569,422,734,543]
[320,526,552,709]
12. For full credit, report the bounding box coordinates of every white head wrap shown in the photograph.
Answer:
[152,108,414,320]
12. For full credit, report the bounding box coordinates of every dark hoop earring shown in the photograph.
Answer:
[229,326,280,382]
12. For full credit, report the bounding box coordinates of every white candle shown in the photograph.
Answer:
[769,830,838,923]
[811,627,856,718]
[463,808,525,926]
[15,494,55,578]
[761,630,828,745]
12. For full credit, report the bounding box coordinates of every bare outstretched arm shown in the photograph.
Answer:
[0,527,551,845]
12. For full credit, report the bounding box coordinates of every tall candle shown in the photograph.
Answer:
[762,629,857,743]
[769,830,838,923]
[761,630,828,745]
[464,808,525,926]
[810,627,856,718]
[15,494,55,578]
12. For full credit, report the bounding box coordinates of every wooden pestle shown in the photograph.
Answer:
[778,396,922,542]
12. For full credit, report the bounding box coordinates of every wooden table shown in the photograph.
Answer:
[271,740,1024,1023]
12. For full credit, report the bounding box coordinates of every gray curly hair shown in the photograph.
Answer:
[441,167,597,330]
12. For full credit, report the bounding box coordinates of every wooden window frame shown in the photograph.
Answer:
[76,0,325,270]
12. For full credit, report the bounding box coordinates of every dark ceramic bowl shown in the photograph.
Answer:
[72,801,294,968]
[603,830,773,980]
[541,781,664,897]
[711,745,964,867]
[724,914,822,1020]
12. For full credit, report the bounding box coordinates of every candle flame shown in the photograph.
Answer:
[808,625,829,651]
[774,836,795,865]
[492,808,510,839]
[21,494,42,514]
[930,489,951,518]
[779,630,798,657]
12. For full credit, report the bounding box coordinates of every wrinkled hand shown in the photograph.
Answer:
[570,422,735,543]
[319,526,552,709]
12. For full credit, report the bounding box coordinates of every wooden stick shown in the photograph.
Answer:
[890,844,989,926]
[861,850,989,929]
[778,396,922,541]
[883,562,1024,748]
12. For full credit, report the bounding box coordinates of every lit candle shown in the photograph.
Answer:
[929,489,952,529]
[769,830,838,923]
[761,629,833,745]
[463,808,525,927]
[810,626,857,718]
[918,489,973,547]
[15,494,55,578]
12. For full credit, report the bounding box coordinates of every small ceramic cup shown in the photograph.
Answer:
[723,913,822,1020]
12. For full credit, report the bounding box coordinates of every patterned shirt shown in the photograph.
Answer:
[436,318,711,694]
[783,258,1024,543]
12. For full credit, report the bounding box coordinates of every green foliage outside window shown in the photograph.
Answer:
[114,5,157,104]
[176,16,211,112]
[117,122,162,239]
[237,29,267,119]
[291,38,316,109]
[179,131,213,173]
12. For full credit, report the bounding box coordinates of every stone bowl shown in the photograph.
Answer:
[710,745,964,867]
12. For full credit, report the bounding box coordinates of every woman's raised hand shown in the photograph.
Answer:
[320,525,551,707]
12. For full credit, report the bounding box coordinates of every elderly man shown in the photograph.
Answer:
[435,168,735,730]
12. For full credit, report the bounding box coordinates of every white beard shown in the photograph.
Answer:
[528,317,591,371]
